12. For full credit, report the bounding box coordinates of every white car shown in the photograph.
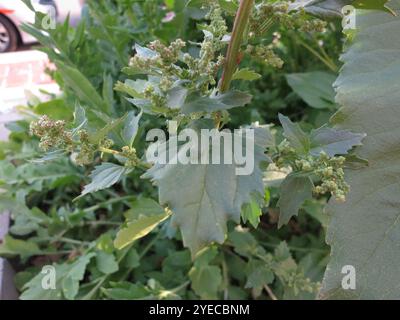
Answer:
[0,0,57,53]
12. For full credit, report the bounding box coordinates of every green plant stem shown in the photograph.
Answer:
[264,284,278,300]
[221,252,230,300]
[83,195,135,213]
[296,39,338,73]
[219,0,254,93]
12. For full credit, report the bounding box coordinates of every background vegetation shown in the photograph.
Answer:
[0,0,368,300]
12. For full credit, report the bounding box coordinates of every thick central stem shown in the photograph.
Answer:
[219,0,254,93]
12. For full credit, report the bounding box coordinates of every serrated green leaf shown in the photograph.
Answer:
[20,254,94,300]
[0,235,41,259]
[181,90,252,114]
[279,114,310,153]
[241,197,262,228]
[143,127,269,255]
[321,2,400,299]
[232,68,262,81]
[228,228,260,258]
[189,247,222,299]
[79,163,129,198]
[245,259,274,289]
[310,126,366,156]
[88,114,127,144]
[277,175,313,228]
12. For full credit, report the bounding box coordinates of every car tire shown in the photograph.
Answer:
[0,15,19,53]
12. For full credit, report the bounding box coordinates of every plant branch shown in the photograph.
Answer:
[219,0,254,93]
[264,284,278,300]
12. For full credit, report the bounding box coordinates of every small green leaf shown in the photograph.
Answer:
[114,212,170,249]
[245,259,274,289]
[241,198,262,228]
[96,251,119,275]
[181,90,252,114]
[279,114,310,153]
[309,126,366,156]
[0,235,41,259]
[189,247,222,299]
[124,197,165,221]
[124,248,140,269]
[135,43,158,59]
[79,163,129,198]
[232,68,261,81]
[89,114,127,144]
[167,86,188,109]
[122,110,142,147]
[102,73,115,114]
[114,79,147,98]
[62,253,95,300]
[218,0,239,14]
[34,99,72,120]
[277,175,313,228]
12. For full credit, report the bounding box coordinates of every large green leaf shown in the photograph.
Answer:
[143,127,270,255]
[286,71,337,110]
[320,1,400,299]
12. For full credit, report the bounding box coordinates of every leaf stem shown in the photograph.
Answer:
[264,284,278,300]
[219,0,254,93]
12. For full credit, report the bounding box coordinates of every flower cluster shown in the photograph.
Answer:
[30,115,73,151]
[250,1,327,35]
[246,44,284,68]
[126,3,228,117]
[30,116,144,169]
[275,141,349,202]
[245,2,326,70]
[74,129,96,166]
[121,146,140,168]
[304,153,349,202]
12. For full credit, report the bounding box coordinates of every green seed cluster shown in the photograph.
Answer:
[306,153,349,202]
[275,140,349,202]
[121,146,140,168]
[245,44,284,68]
[30,115,73,152]
[30,116,142,169]
[74,129,96,166]
[250,1,327,35]
[127,3,228,116]
[283,270,320,296]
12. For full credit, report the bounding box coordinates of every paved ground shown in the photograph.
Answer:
[0,50,59,140]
